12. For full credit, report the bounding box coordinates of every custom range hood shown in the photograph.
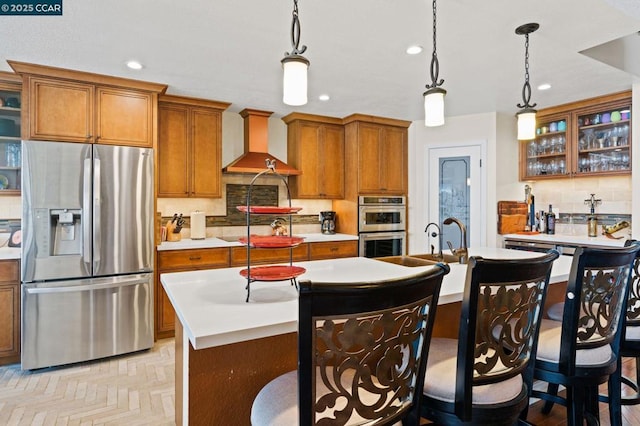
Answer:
[223,108,300,175]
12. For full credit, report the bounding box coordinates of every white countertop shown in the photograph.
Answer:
[0,247,20,260]
[502,232,627,248]
[156,233,358,251]
[161,247,573,351]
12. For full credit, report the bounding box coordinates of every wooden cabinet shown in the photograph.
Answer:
[282,113,345,199]
[309,240,358,260]
[0,259,20,365]
[0,71,22,195]
[156,247,230,339]
[343,114,410,195]
[520,91,631,180]
[158,95,230,198]
[9,61,167,147]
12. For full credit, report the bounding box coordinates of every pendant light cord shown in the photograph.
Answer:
[517,30,536,109]
[425,0,443,89]
[287,0,307,56]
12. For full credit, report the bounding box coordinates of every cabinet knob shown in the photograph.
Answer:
[189,256,202,261]
[330,247,338,252]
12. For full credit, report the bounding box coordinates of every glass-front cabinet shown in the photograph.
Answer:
[522,113,570,180]
[0,75,21,195]
[574,100,631,176]
[520,91,631,181]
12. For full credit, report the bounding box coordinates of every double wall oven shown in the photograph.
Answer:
[358,196,406,258]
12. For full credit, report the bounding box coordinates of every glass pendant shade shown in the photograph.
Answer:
[517,108,537,140]
[282,55,309,106]
[424,88,446,127]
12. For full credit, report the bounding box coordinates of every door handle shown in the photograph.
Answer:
[93,156,101,269]
[82,158,92,266]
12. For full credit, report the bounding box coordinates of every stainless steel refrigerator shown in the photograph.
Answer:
[21,140,154,370]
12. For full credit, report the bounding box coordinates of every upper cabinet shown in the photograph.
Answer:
[157,95,230,198]
[0,72,22,195]
[520,91,631,181]
[283,113,345,199]
[343,114,410,195]
[9,61,167,147]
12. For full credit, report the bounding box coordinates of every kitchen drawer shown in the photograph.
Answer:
[0,260,19,284]
[230,244,309,267]
[158,248,230,270]
[309,240,358,260]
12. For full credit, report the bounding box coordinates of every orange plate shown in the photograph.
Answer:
[236,206,302,214]
[240,265,306,281]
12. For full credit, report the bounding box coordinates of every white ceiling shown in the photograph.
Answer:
[1,0,639,122]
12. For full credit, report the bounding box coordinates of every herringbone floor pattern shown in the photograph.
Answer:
[0,338,175,426]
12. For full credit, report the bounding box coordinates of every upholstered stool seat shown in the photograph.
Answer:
[251,369,403,426]
[536,319,613,365]
[423,338,523,404]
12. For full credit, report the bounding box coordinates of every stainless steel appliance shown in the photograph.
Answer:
[320,211,336,234]
[358,196,406,257]
[21,140,154,370]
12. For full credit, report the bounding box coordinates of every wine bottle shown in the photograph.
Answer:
[546,205,556,235]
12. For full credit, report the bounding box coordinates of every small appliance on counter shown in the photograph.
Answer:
[190,210,206,240]
[320,211,336,235]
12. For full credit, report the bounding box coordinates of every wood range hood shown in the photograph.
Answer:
[223,108,300,175]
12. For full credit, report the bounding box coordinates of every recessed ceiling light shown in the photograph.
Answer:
[318,94,330,101]
[406,45,423,55]
[538,83,551,90]
[126,60,143,70]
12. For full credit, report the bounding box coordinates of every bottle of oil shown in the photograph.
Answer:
[546,205,556,235]
[587,207,598,237]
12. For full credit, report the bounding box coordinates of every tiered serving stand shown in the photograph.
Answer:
[238,159,306,302]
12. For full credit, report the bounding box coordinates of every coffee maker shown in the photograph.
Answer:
[320,211,336,234]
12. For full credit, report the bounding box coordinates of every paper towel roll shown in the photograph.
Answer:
[190,211,206,240]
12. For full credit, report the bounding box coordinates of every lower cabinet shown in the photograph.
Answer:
[156,248,230,339]
[0,259,20,366]
[309,240,358,260]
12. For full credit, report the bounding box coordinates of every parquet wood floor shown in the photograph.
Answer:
[0,338,175,426]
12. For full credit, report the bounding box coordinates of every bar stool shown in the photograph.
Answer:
[599,239,640,425]
[420,251,559,425]
[250,264,449,426]
[531,244,640,425]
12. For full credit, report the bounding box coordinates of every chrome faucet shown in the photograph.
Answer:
[443,217,468,264]
[425,222,443,260]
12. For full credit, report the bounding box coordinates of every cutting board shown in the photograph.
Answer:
[497,201,528,234]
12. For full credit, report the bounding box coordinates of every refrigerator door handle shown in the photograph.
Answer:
[93,156,101,269]
[24,276,150,294]
[82,157,92,266]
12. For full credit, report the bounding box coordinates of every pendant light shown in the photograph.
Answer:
[281,0,309,106]
[515,23,539,140]
[423,0,446,127]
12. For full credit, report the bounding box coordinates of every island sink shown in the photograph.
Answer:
[376,253,461,267]
[410,253,460,263]
[376,256,438,267]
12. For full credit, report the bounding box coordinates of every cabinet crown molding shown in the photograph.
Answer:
[8,60,168,93]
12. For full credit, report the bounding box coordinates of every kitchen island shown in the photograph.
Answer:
[162,248,573,425]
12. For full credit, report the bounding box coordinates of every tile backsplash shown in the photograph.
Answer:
[525,175,631,217]
[156,174,334,238]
